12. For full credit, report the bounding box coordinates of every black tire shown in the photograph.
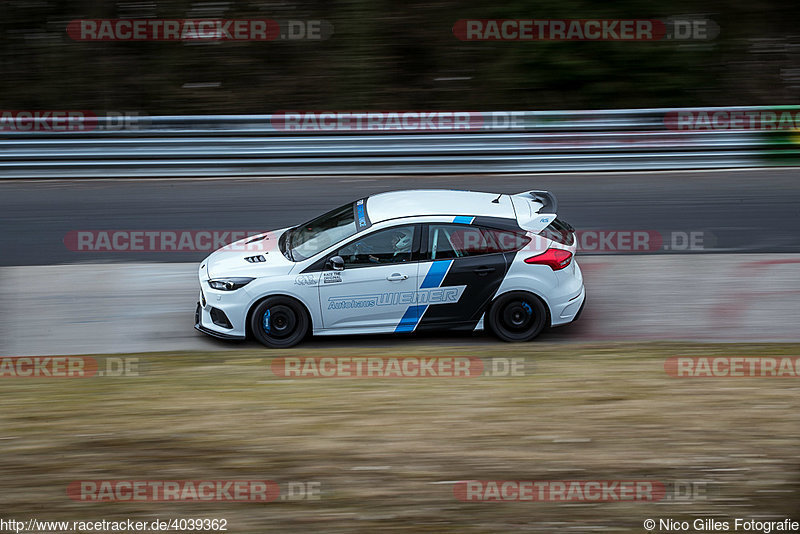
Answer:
[487,291,548,342]
[250,297,309,348]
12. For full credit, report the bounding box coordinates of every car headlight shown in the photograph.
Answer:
[208,277,255,291]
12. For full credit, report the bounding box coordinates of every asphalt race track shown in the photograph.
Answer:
[1,168,799,356]
[1,168,800,266]
[2,254,800,356]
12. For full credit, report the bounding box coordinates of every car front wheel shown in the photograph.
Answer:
[487,291,548,342]
[250,297,309,348]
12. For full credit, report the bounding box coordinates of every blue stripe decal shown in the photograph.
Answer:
[420,260,452,289]
[452,216,474,224]
[395,305,426,333]
[356,203,367,228]
[395,261,453,332]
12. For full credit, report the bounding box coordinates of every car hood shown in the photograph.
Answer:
[203,227,293,279]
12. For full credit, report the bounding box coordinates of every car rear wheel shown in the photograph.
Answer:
[250,297,309,348]
[487,292,547,342]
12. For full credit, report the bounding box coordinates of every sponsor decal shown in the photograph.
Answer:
[323,272,342,284]
[392,260,458,332]
[294,274,318,286]
[356,199,368,228]
[327,286,465,310]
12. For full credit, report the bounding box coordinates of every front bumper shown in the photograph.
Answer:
[195,264,252,340]
[194,302,246,341]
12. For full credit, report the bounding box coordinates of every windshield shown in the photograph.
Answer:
[287,202,357,261]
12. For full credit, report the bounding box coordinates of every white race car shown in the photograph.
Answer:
[195,189,585,348]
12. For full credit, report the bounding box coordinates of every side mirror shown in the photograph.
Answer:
[328,255,345,271]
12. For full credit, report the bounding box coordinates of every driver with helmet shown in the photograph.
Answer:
[368,227,413,263]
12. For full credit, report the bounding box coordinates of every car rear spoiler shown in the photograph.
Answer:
[510,190,560,232]
[523,190,558,214]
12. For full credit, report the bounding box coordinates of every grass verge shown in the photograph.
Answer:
[1,343,799,533]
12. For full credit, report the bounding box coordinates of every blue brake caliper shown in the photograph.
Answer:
[263,310,271,333]
[521,302,532,315]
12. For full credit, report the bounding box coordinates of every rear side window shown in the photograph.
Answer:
[539,218,575,246]
[428,225,533,259]
[428,224,495,259]
[483,228,531,252]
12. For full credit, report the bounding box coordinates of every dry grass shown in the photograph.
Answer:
[1,343,799,533]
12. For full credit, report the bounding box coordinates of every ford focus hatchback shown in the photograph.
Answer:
[195,189,585,348]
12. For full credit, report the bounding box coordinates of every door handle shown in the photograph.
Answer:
[387,273,409,281]
[473,266,496,276]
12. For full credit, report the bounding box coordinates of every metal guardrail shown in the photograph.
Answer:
[1,107,797,177]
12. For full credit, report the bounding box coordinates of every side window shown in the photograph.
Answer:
[484,228,532,252]
[336,225,414,267]
[428,224,496,260]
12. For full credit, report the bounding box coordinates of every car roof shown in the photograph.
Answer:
[365,189,516,223]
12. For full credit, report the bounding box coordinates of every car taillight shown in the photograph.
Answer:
[524,248,573,270]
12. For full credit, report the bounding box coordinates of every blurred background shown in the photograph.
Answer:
[1,0,799,112]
